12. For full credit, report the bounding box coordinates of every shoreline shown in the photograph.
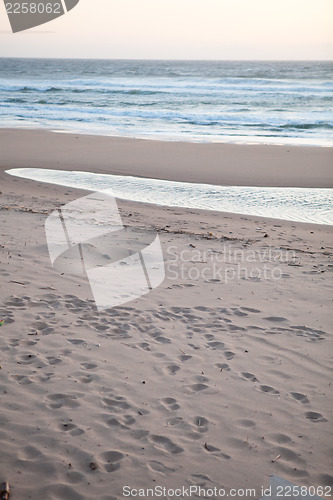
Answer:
[4,125,333,149]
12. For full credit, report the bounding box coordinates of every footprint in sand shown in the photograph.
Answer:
[162,364,180,375]
[241,372,259,382]
[149,435,184,454]
[38,372,55,383]
[98,451,125,473]
[17,353,37,365]
[318,474,333,487]
[5,296,26,308]
[137,342,151,351]
[160,397,180,411]
[167,416,184,427]
[267,433,292,444]
[155,336,172,344]
[187,383,209,392]
[101,396,132,412]
[263,316,287,322]
[46,356,62,366]
[105,414,136,430]
[13,375,33,385]
[290,392,310,404]
[22,340,38,347]
[31,321,54,335]
[258,385,280,395]
[147,461,175,475]
[185,375,210,393]
[45,393,81,409]
[187,343,201,351]
[128,430,149,442]
[292,326,326,342]
[215,363,230,371]
[67,339,87,346]
[178,354,192,362]
[190,473,213,485]
[18,445,44,460]
[305,411,327,423]
[80,362,97,370]
[206,341,225,350]
[228,324,246,332]
[193,416,209,433]
[58,422,85,436]
[9,338,21,347]
[0,313,14,324]
[78,374,94,384]
[240,307,261,313]
[203,443,231,460]
[275,446,306,466]
[224,351,235,360]
[231,308,248,317]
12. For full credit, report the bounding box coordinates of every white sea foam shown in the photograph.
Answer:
[6,168,333,226]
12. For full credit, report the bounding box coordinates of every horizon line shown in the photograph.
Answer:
[0,56,332,62]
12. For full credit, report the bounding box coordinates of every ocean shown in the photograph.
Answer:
[1,58,332,146]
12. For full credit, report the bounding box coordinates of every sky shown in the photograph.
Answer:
[0,0,332,60]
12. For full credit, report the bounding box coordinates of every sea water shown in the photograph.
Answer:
[6,168,333,225]
[1,59,332,146]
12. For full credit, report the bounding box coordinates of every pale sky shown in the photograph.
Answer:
[0,0,332,60]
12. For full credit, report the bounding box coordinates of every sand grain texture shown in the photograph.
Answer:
[0,130,332,499]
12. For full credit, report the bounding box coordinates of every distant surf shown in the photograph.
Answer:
[1,59,332,146]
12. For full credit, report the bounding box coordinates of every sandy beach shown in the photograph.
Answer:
[1,128,333,187]
[0,129,332,499]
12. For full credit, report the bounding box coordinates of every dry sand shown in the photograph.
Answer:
[0,129,332,499]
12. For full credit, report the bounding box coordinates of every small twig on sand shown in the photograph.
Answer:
[10,280,27,286]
